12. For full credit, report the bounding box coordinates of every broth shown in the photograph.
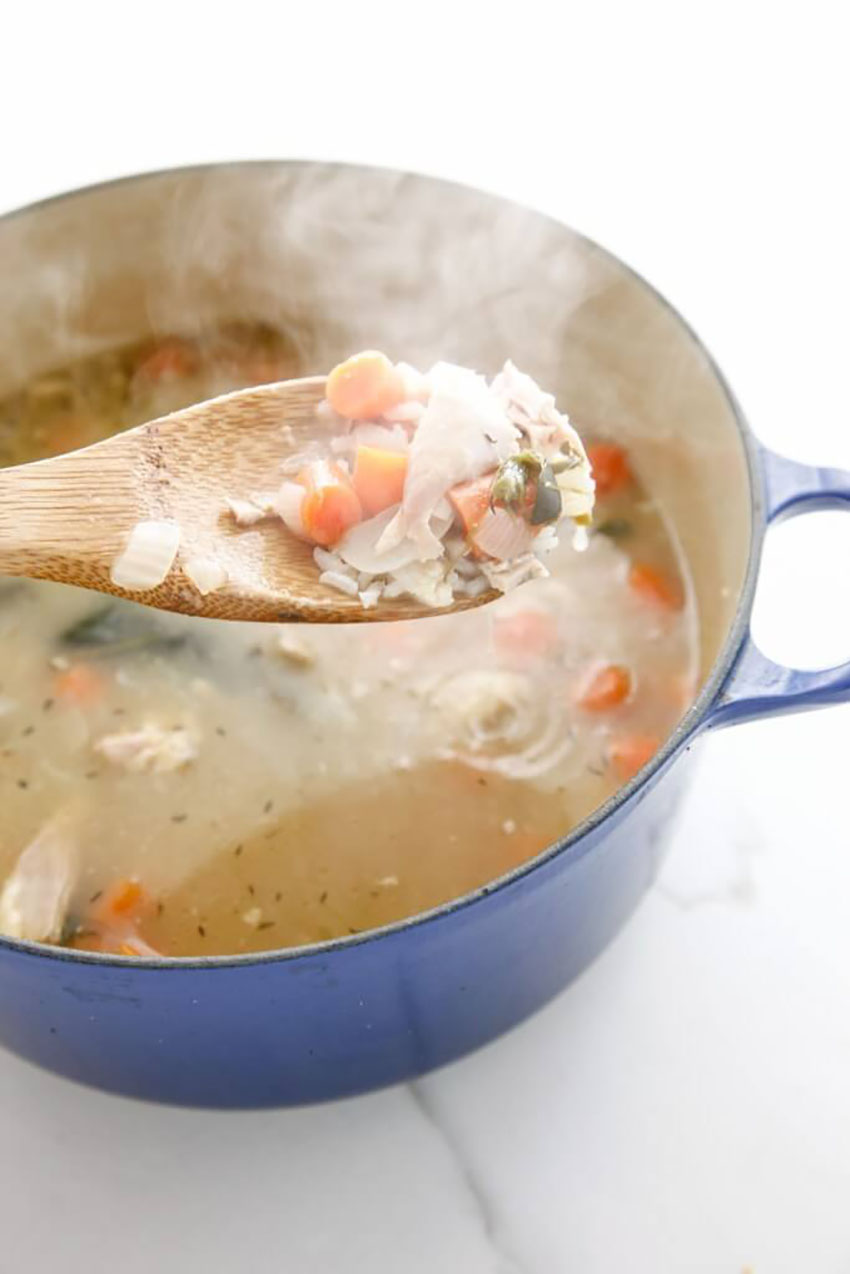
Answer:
[0,328,698,956]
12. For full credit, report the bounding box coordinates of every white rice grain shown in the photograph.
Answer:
[358,582,384,609]
[319,570,359,597]
[313,546,345,574]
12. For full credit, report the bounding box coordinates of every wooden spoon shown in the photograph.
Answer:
[0,376,496,623]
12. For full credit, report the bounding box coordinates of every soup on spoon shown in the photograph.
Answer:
[0,350,595,624]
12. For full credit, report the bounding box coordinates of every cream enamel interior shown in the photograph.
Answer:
[0,163,751,682]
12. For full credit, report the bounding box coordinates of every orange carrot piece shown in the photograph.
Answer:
[493,610,560,659]
[608,733,659,780]
[448,473,495,536]
[53,663,106,706]
[352,446,409,516]
[326,351,406,420]
[628,562,683,610]
[298,461,363,547]
[578,664,633,711]
[91,878,149,925]
[74,878,160,957]
[587,443,631,497]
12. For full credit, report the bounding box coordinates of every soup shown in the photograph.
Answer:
[0,326,698,956]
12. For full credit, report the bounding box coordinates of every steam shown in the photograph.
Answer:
[0,163,600,395]
[0,162,752,678]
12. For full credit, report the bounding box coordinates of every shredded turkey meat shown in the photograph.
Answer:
[94,724,199,774]
[0,811,78,943]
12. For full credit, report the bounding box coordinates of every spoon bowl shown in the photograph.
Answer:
[0,376,497,623]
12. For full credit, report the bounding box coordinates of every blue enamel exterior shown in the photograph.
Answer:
[1,180,849,1107]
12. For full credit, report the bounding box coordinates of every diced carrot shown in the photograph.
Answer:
[493,610,560,659]
[73,878,159,957]
[628,562,683,610]
[578,664,633,711]
[134,338,199,384]
[326,351,406,420]
[587,443,631,497]
[298,460,363,547]
[352,446,408,516]
[53,663,106,706]
[608,733,659,780]
[91,878,148,924]
[449,473,495,536]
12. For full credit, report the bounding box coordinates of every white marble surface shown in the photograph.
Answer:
[2,6,849,1271]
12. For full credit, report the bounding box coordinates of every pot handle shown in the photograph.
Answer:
[707,448,850,728]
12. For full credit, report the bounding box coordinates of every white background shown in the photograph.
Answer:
[2,4,849,1271]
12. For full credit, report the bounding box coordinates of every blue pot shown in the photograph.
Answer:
[0,164,848,1107]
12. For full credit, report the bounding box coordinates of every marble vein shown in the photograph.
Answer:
[407,1081,527,1274]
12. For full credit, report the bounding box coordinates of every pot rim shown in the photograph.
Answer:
[0,160,766,970]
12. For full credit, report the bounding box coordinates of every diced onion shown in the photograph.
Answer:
[110,520,181,592]
[272,631,316,666]
[226,497,268,527]
[275,482,307,539]
[184,555,228,596]
[381,401,424,425]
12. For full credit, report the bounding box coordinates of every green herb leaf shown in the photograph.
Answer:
[596,518,633,540]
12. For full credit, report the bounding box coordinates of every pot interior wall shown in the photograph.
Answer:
[0,163,751,677]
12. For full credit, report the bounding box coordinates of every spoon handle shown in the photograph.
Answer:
[0,437,143,586]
